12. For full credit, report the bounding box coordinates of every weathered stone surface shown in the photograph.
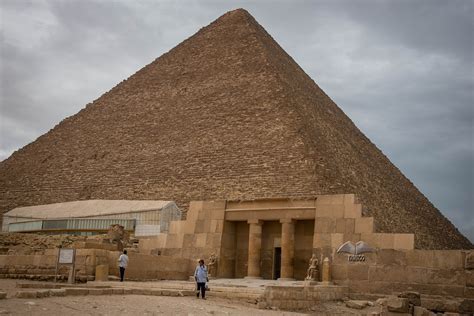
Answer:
[466,251,474,270]
[65,288,89,296]
[376,298,387,306]
[398,291,421,306]
[0,291,6,299]
[0,8,470,251]
[345,300,369,309]
[95,264,109,282]
[413,306,432,316]
[459,299,474,313]
[49,289,66,297]
[88,289,104,295]
[15,291,37,298]
[35,290,50,298]
[387,296,410,313]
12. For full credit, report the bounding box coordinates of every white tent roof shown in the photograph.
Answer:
[5,200,175,219]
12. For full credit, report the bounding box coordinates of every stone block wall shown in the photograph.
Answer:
[139,200,227,276]
[262,284,348,310]
[331,249,473,299]
[0,248,108,282]
[107,251,189,280]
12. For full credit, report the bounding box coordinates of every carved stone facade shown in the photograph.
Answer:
[139,195,415,280]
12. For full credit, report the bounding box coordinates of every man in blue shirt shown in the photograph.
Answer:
[194,259,208,299]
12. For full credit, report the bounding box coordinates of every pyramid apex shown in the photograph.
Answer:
[215,8,254,23]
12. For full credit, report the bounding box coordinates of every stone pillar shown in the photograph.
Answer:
[279,219,295,280]
[246,219,263,279]
[321,257,332,284]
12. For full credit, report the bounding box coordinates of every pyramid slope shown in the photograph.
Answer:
[0,9,471,249]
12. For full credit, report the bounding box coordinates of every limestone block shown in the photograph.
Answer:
[398,291,421,306]
[15,291,37,298]
[387,296,409,313]
[88,289,104,295]
[187,201,203,221]
[343,194,356,205]
[413,306,432,316]
[65,288,89,296]
[209,208,225,220]
[373,233,395,249]
[165,234,184,249]
[466,251,474,269]
[393,234,415,250]
[344,204,362,218]
[347,264,369,280]
[376,249,407,266]
[459,298,474,313]
[317,194,345,204]
[210,219,224,233]
[313,233,331,248]
[467,270,474,287]
[342,233,361,244]
[0,291,6,299]
[150,289,162,296]
[205,233,221,248]
[183,234,194,247]
[331,233,344,249]
[346,300,369,309]
[336,218,355,234]
[49,289,66,297]
[123,288,134,295]
[314,218,335,233]
[316,204,344,218]
[95,264,109,282]
[102,288,114,295]
[432,250,464,269]
[195,234,207,248]
[354,217,374,234]
[369,266,407,283]
[184,220,197,234]
[194,220,211,233]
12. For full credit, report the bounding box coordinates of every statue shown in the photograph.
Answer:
[305,254,319,281]
[207,253,218,277]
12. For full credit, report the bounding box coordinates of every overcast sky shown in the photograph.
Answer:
[1,0,472,241]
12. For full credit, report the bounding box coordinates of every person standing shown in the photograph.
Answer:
[194,259,208,299]
[118,250,129,282]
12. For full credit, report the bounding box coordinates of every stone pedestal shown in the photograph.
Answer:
[303,280,319,286]
[95,264,109,282]
[280,219,295,280]
[247,220,263,279]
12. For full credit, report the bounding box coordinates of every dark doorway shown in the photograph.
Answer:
[273,247,281,279]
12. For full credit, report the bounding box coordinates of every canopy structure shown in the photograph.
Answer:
[3,200,181,236]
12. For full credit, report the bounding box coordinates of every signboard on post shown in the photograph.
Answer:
[58,248,75,264]
[55,248,76,284]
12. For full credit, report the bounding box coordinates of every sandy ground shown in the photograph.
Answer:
[0,295,306,316]
[0,279,381,315]
[0,279,303,316]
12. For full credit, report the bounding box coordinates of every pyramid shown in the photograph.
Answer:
[0,9,471,249]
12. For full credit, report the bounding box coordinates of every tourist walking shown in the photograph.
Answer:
[194,259,208,299]
[118,250,129,282]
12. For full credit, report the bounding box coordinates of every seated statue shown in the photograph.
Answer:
[207,253,218,277]
[305,254,319,281]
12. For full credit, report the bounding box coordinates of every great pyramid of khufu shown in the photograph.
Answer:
[0,9,471,249]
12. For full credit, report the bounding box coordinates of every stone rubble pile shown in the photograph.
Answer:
[344,291,473,315]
